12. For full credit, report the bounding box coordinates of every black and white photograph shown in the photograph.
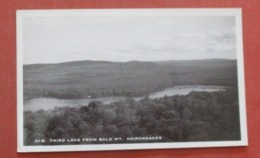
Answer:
[17,9,247,152]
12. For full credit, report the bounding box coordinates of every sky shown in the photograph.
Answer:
[22,11,237,64]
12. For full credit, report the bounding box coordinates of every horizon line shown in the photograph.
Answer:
[23,58,236,66]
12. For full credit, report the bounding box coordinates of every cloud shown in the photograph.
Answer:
[111,27,236,60]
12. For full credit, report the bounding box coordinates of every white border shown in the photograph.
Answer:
[17,8,248,152]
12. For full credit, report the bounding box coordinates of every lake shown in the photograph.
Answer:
[24,85,226,112]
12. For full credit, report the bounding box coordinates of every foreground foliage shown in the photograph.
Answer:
[24,89,240,145]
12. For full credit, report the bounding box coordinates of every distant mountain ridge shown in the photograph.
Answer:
[24,59,233,66]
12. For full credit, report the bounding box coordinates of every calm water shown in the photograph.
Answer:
[24,85,226,112]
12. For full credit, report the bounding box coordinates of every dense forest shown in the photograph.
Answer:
[24,89,241,145]
[23,59,241,145]
[24,59,237,99]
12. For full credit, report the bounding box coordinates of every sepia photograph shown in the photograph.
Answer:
[17,9,247,152]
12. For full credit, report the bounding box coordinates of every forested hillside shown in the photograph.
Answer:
[23,59,241,145]
[24,59,237,99]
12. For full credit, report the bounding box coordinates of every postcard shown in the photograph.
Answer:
[17,8,247,152]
